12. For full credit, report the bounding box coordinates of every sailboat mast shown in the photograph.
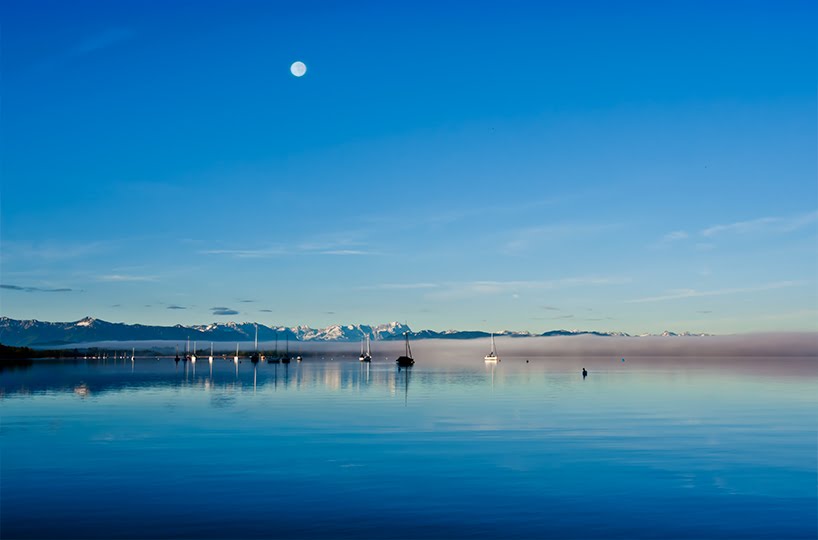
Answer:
[254,324,258,351]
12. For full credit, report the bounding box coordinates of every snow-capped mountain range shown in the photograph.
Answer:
[0,316,709,347]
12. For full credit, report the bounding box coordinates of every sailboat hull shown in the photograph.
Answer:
[396,356,414,366]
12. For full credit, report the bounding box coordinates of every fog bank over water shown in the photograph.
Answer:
[54,333,818,357]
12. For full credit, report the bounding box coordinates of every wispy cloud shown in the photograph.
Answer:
[504,223,620,254]
[662,231,689,242]
[627,280,805,303]
[167,305,187,310]
[259,309,273,313]
[211,306,239,316]
[1,284,74,293]
[202,242,376,259]
[317,250,373,256]
[97,274,158,282]
[657,210,817,246]
[3,241,109,261]
[201,247,287,259]
[701,211,817,237]
[428,276,630,300]
[359,283,440,290]
[541,305,561,311]
[238,299,255,303]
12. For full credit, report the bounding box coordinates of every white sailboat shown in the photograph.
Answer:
[251,324,260,363]
[484,333,499,362]
[234,343,239,363]
[131,347,135,362]
[359,334,372,362]
[191,341,197,363]
[208,342,214,364]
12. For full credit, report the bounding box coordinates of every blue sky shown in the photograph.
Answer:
[1,0,816,333]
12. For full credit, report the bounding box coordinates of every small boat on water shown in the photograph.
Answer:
[359,335,372,362]
[484,333,499,362]
[209,343,214,364]
[251,324,260,363]
[395,332,414,367]
[281,333,291,364]
[191,341,197,363]
[234,343,239,363]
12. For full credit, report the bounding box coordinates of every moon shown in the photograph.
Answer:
[290,61,307,77]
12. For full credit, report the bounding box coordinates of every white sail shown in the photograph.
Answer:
[485,332,499,362]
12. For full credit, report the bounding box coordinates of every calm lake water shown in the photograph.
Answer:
[2,347,816,539]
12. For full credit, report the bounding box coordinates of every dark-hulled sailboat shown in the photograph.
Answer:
[395,332,414,367]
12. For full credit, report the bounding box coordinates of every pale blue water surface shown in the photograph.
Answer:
[2,349,816,539]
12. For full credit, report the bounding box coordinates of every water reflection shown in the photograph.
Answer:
[1,354,816,540]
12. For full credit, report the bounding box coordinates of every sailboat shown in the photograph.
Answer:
[268,330,280,363]
[395,332,414,366]
[234,343,239,364]
[251,324,260,363]
[281,332,290,364]
[191,341,197,363]
[359,335,372,362]
[131,347,135,362]
[484,333,499,362]
[208,343,214,364]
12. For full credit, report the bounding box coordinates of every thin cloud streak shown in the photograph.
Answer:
[201,243,376,259]
[504,223,621,254]
[1,284,75,293]
[627,281,806,303]
[360,283,440,290]
[3,241,109,261]
[97,274,158,282]
[211,307,239,316]
[318,250,373,256]
[701,210,818,237]
[662,231,689,242]
[428,276,631,300]
[201,247,287,258]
